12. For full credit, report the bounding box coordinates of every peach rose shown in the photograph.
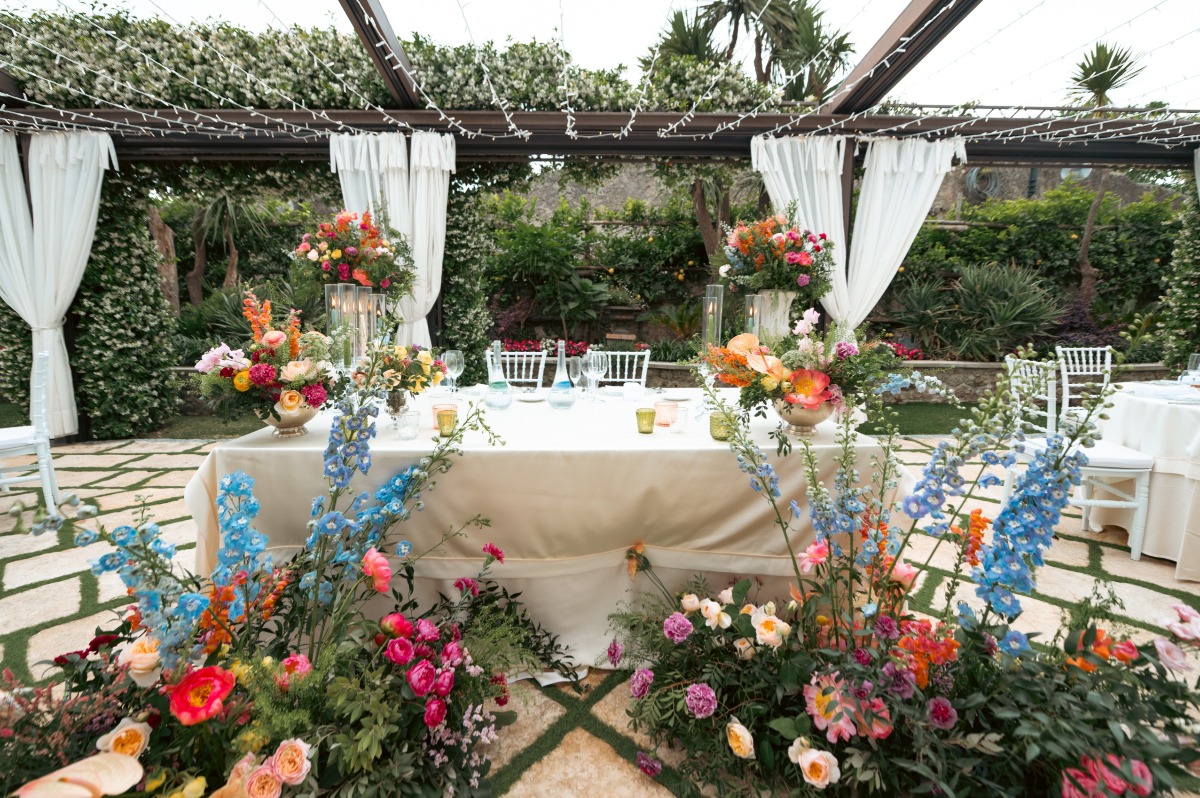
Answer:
[279,360,313,382]
[733,637,756,660]
[798,748,841,789]
[680,593,700,613]
[118,636,161,688]
[245,763,282,798]
[271,739,312,786]
[95,717,151,758]
[261,330,288,349]
[277,390,304,414]
[726,719,756,759]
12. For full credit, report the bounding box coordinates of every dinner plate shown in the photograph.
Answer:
[662,394,692,402]
[516,394,545,403]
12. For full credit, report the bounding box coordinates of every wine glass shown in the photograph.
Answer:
[567,356,583,392]
[583,351,609,403]
[443,350,465,393]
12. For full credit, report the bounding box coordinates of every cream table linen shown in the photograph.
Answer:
[185,388,911,661]
[1093,384,1200,580]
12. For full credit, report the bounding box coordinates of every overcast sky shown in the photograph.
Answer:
[15,0,1200,109]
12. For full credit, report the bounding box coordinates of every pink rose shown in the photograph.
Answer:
[1129,759,1153,796]
[415,618,440,642]
[262,330,288,350]
[362,547,392,593]
[890,560,918,590]
[1061,768,1097,798]
[1155,637,1191,670]
[434,668,455,698]
[441,640,464,667]
[245,764,283,798]
[424,698,447,728]
[385,637,414,666]
[407,659,437,696]
[271,738,312,786]
[381,613,413,638]
[1086,756,1127,795]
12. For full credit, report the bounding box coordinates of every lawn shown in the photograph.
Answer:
[0,401,974,439]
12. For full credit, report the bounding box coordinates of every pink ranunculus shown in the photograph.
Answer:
[362,547,392,593]
[423,698,447,728]
[407,659,437,696]
[797,540,829,574]
[385,637,414,666]
[381,613,413,638]
[1155,637,1191,670]
[433,668,455,698]
[262,330,288,350]
[415,618,440,642]
[1173,602,1200,622]
[441,640,464,667]
[890,560,919,590]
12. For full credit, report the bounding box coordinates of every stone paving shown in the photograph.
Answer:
[0,435,1197,795]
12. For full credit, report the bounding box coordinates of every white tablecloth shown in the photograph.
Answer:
[185,388,912,661]
[1095,383,1200,580]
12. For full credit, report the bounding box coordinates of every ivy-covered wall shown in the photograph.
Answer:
[1158,195,1200,373]
[0,168,179,439]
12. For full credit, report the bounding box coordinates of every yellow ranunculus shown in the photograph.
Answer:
[761,376,779,392]
[332,249,342,259]
[233,371,251,392]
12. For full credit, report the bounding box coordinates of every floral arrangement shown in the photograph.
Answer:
[293,210,415,299]
[883,340,925,361]
[365,342,447,395]
[608,371,1200,795]
[718,213,834,297]
[4,346,572,797]
[195,292,337,422]
[501,338,591,357]
[702,309,923,413]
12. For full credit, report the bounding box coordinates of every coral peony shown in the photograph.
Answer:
[169,666,236,726]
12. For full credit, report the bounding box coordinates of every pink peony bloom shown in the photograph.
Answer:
[385,637,414,666]
[362,547,392,593]
[1062,768,1098,798]
[441,640,464,667]
[797,540,829,574]
[415,618,440,642]
[423,698,447,728]
[381,613,413,639]
[1155,637,1191,670]
[785,369,833,410]
[433,668,455,698]
[407,659,437,696]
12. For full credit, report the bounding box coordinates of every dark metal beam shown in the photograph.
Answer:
[0,70,24,105]
[337,0,419,108]
[823,0,986,115]
[1,109,1195,166]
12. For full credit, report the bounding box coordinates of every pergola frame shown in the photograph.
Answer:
[1,0,1196,169]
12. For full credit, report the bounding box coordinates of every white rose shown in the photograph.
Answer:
[798,749,840,789]
[118,637,162,688]
[717,587,734,605]
[306,249,319,261]
[786,736,811,764]
[680,593,700,613]
[733,637,756,660]
[700,599,731,629]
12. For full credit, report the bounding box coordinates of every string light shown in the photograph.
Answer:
[452,0,531,140]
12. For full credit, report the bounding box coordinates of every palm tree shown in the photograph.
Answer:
[770,2,854,103]
[1070,42,1144,111]
[702,0,798,77]
[651,10,719,64]
[1070,42,1144,308]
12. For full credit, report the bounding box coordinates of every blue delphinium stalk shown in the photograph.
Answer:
[970,435,1084,621]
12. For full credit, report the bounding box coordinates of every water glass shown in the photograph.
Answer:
[583,352,609,403]
[636,408,656,434]
[397,410,420,440]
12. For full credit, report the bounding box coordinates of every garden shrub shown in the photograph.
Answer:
[1158,196,1200,373]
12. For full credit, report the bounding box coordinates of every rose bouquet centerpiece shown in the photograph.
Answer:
[364,343,448,413]
[609,357,1200,795]
[4,346,574,797]
[293,210,415,299]
[702,308,923,433]
[195,292,337,430]
[718,213,834,297]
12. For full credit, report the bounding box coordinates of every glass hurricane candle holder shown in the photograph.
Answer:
[654,401,678,428]
[636,407,656,434]
[709,413,734,441]
[436,407,458,437]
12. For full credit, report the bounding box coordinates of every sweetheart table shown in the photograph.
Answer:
[185,387,913,661]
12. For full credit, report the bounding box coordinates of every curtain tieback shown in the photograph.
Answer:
[31,321,65,332]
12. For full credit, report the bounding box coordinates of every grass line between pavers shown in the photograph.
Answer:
[0,541,196,584]
[1,581,126,685]
[1038,558,1200,613]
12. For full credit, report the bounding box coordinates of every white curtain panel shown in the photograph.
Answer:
[0,132,116,437]
[843,136,965,329]
[329,131,455,347]
[751,135,851,321]
[752,134,963,331]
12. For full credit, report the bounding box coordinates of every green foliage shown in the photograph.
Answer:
[650,299,703,340]
[591,198,709,306]
[1158,196,1200,373]
[898,185,1181,309]
[892,264,1063,360]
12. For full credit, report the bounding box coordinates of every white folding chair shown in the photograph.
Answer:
[590,349,651,387]
[1002,356,1152,559]
[484,350,547,390]
[0,352,62,509]
[1056,345,1113,422]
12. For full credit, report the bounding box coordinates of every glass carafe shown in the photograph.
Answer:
[547,340,576,409]
[484,340,513,410]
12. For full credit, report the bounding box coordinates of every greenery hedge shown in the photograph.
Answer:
[1158,195,1200,373]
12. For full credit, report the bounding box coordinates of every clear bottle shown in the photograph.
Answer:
[484,340,513,410]
[547,340,576,409]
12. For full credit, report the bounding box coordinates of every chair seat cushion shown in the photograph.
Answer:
[0,426,37,449]
[1026,437,1153,470]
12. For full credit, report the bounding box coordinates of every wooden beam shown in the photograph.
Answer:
[337,0,420,109]
[823,0,986,114]
[0,70,24,105]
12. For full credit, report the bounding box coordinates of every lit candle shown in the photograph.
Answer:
[744,295,763,337]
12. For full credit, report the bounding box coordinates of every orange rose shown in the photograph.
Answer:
[277,390,303,414]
